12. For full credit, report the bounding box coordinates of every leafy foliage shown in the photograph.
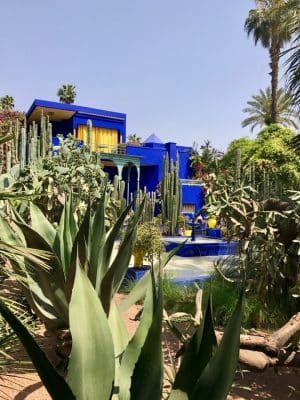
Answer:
[8,135,107,221]
[132,222,163,266]
[189,141,223,180]
[221,124,300,193]
[205,182,300,316]
[0,95,14,111]
[127,134,142,144]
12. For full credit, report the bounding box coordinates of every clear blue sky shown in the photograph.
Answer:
[1,0,275,150]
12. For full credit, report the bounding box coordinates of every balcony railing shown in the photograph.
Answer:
[97,143,127,155]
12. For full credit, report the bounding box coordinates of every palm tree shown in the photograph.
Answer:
[242,87,299,131]
[245,0,295,123]
[127,134,142,144]
[0,95,14,110]
[57,84,77,104]
[285,0,300,107]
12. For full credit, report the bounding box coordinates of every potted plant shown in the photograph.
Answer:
[133,222,163,267]
[125,222,163,283]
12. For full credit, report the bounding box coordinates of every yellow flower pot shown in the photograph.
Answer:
[133,249,146,267]
[207,217,217,229]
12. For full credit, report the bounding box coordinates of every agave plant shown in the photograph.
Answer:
[0,258,244,400]
[0,191,145,329]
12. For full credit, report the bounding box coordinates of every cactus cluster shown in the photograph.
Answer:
[161,153,181,236]
[235,149,284,200]
[1,115,53,171]
[136,187,157,223]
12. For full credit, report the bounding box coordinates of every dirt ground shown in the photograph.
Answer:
[0,295,299,400]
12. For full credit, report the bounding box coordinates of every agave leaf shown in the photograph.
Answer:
[130,266,163,400]
[67,266,115,400]
[108,298,129,358]
[53,195,77,276]
[65,202,91,302]
[191,291,244,400]
[28,288,67,330]
[99,200,145,313]
[170,293,217,398]
[89,191,107,287]
[118,285,154,400]
[100,225,137,314]
[16,223,68,324]
[102,200,135,276]
[0,214,21,245]
[168,391,189,400]
[30,203,56,247]
[0,299,75,400]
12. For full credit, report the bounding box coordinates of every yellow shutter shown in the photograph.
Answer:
[77,125,118,152]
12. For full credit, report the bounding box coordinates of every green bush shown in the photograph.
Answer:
[162,277,287,330]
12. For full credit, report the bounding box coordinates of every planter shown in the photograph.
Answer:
[133,249,146,267]
[206,228,222,238]
[123,265,150,285]
[207,217,217,229]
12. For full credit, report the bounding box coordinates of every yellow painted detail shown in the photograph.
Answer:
[77,125,118,152]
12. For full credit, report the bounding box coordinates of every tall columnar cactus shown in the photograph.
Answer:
[235,148,241,188]
[6,149,11,172]
[111,175,126,211]
[87,119,92,152]
[20,127,26,169]
[161,153,181,236]
[136,187,156,223]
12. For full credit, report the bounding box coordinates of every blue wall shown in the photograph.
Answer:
[181,184,204,215]
[127,143,192,183]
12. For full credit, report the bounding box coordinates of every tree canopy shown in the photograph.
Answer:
[221,124,300,188]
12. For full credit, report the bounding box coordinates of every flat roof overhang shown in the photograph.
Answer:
[27,99,126,123]
[28,106,75,123]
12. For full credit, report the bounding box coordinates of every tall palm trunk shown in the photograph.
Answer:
[269,41,280,124]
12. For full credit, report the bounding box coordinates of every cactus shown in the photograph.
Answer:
[161,153,181,236]
[20,127,26,169]
[6,148,11,172]
[235,148,241,188]
[87,119,92,152]
[111,175,126,211]
[136,187,156,223]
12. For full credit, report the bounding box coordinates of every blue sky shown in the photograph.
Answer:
[0,1,276,150]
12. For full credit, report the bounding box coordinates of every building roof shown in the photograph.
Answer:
[143,133,164,144]
[26,99,126,123]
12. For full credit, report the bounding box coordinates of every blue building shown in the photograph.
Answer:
[27,99,204,215]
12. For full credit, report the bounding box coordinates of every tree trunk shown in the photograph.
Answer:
[216,313,300,371]
[269,42,280,124]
